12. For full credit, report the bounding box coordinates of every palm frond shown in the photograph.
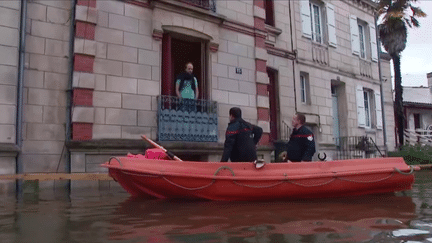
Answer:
[411,16,420,27]
[410,6,427,17]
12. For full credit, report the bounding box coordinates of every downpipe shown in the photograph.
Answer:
[15,0,28,197]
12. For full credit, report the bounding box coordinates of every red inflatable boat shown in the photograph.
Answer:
[101,148,417,201]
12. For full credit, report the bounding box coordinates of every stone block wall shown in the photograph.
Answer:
[0,1,21,192]
[0,2,20,145]
[22,0,71,172]
[91,0,158,141]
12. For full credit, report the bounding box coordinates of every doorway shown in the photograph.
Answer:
[267,68,279,142]
[331,85,340,145]
[162,35,207,99]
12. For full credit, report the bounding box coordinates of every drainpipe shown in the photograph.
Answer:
[16,0,28,195]
[287,0,297,113]
[65,0,77,184]
[287,0,322,133]
[375,14,388,155]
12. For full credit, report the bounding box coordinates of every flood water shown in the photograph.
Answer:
[0,170,431,243]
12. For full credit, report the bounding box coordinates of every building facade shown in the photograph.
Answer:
[0,0,395,192]
[403,72,432,136]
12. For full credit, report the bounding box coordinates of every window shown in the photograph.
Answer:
[300,1,337,47]
[350,16,378,62]
[300,75,307,103]
[414,113,421,129]
[310,3,322,43]
[300,72,310,104]
[356,86,382,129]
[363,90,371,127]
[265,0,275,26]
[358,24,366,59]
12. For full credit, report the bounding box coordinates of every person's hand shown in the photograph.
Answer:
[278,151,287,161]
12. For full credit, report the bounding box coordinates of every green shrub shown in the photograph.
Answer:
[387,144,432,165]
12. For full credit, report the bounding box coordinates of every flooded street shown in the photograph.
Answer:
[0,170,431,243]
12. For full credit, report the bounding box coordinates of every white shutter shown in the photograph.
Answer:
[369,23,378,62]
[375,90,383,129]
[350,15,360,56]
[326,3,337,47]
[300,1,312,39]
[356,85,366,127]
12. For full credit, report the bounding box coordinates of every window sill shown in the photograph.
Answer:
[265,24,282,36]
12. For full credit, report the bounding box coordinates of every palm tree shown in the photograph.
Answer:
[377,0,426,147]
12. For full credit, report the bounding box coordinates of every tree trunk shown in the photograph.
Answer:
[392,54,404,148]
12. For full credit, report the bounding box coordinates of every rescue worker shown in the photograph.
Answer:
[221,107,263,162]
[281,113,316,162]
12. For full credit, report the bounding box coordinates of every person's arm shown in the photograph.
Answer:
[221,124,239,162]
[301,134,316,161]
[194,77,199,100]
[175,80,181,98]
[252,125,263,145]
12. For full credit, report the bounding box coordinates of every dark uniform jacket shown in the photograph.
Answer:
[286,125,316,162]
[221,118,263,162]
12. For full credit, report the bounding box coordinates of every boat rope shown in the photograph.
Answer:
[162,177,216,190]
[337,172,395,183]
[121,171,159,177]
[108,157,123,167]
[233,180,286,188]
[394,166,415,175]
[214,166,236,176]
[116,165,414,191]
[286,177,337,187]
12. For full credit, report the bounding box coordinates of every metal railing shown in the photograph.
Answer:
[280,120,291,141]
[335,136,383,160]
[157,95,218,142]
[179,0,216,12]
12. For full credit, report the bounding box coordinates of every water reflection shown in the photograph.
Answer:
[109,195,417,242]
[0,170,430,243]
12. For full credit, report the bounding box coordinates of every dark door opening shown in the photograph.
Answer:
[267,68,279,142]
[168,38,205,99]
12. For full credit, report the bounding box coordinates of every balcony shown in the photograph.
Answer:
[359,59,372,78]
[179,0,216,12]
[157,95,218,142]
[312,43,329,66]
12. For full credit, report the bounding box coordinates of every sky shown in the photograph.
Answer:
[394,0,432,87]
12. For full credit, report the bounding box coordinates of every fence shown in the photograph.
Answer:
[335,136,383,160]
[157,95,218,142]
[404,129,432,146]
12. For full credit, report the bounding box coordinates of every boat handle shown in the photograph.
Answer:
[108,157,123,167]
[394,166,414,175]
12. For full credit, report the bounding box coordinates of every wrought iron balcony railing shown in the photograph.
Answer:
[334,136,383,160]
[157,95,218,142]
[179,0,216,12]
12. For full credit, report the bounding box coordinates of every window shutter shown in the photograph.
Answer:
[356,85,366,127]
[350,15,360,56]
[374,90,383,129]
[369,23,378,62]
[326,3,337,47]
[300,1,312,39]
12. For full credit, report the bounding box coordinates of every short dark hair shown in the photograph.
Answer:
[296,113,306,125]
[229,107,242,119]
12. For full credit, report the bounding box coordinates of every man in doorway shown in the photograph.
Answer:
[221,107,263,162]
[175,62,199,100]
[281,113,316,162]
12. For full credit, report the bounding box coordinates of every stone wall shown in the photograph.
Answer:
[22,0,72,172]
[0,0,21,192]
[92,1,160,141]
